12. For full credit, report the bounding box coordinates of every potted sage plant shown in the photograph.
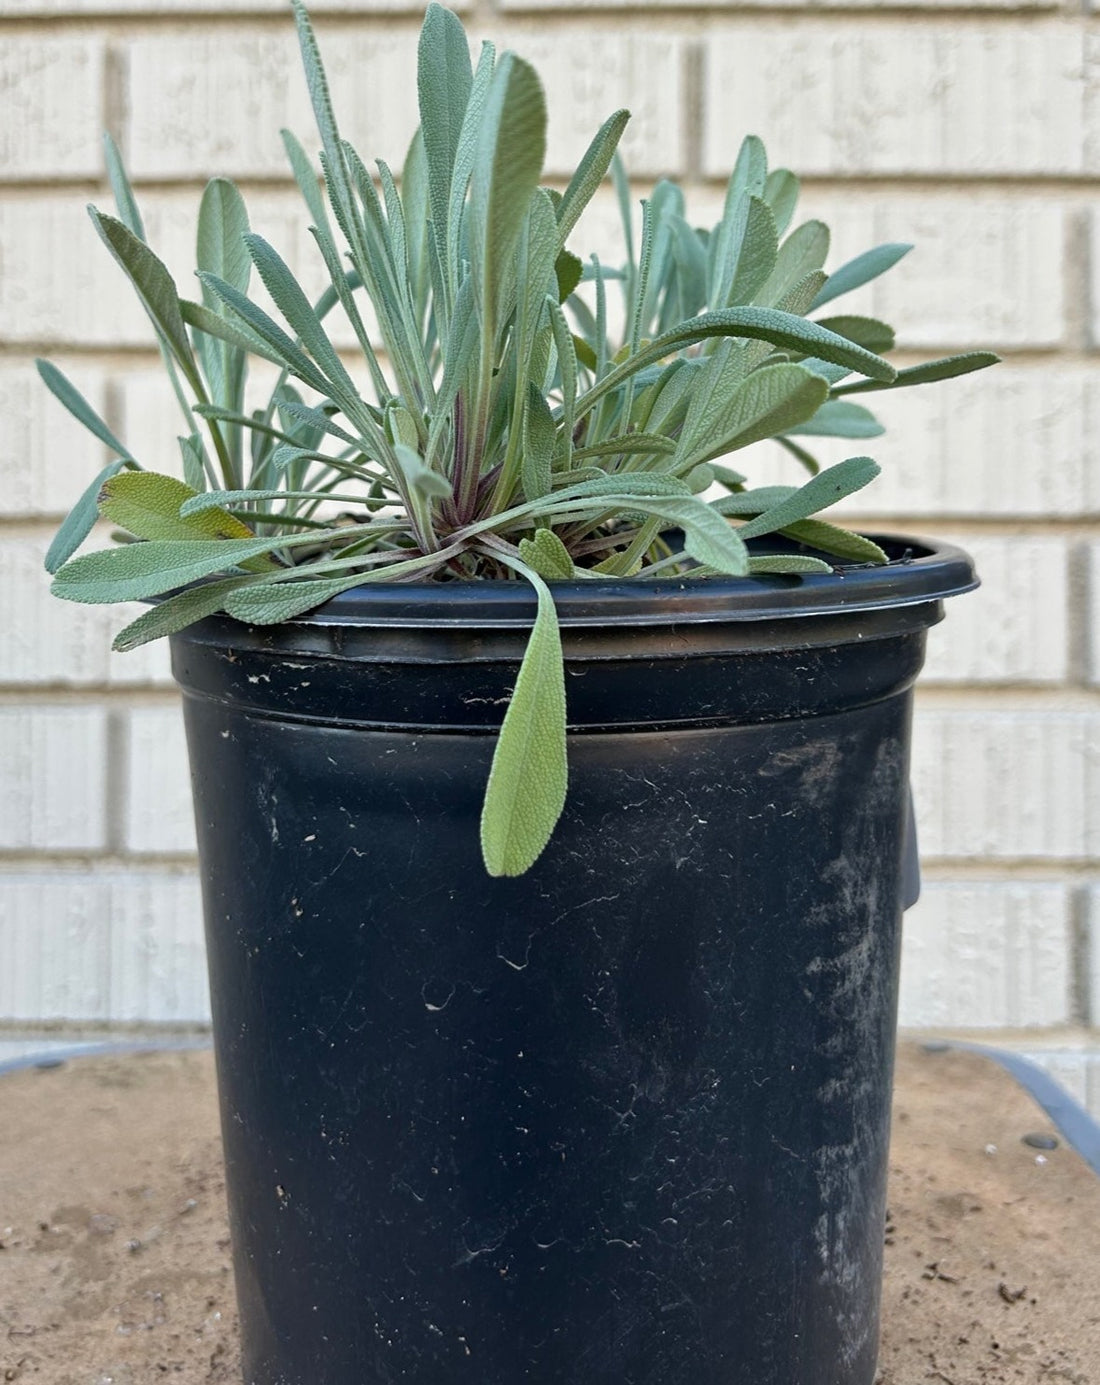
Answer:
[41,3,996,1381]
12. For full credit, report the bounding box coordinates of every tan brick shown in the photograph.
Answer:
[899,882,1072,1028]
[920,535,1070,685]
[911,708,1100,861]
[0,362,110,516]
[0,870,207,1022]
[0,36,105,181]
[2,0,434,11]
[0,534,174,686]
[124,704,196,854]
[0,706,109,850]
[704,23,1088,178]
[1089,544,1100,686]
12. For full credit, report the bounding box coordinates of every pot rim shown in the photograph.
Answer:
[283,532,976,630]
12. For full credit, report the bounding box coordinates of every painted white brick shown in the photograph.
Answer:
[0,197,151,346]
[911,709,1100,861]
[1088,886,1100,1030]
[576,185,1064,351]
[920,535,1070,684]
[125,704,196,854]
[126,28,420,181]
[507,0,1056,9]
[705,24,1087,178]
[490,26,685,177]
[0,707,109,850]
[0,37,105,181]
[899,882,1072,1028]
[2,0,435,11]
[126,25,683,181]
[0,362,109,516]
[812,367,1100,520]
[0,535,174,686]
[1089,544,1100,686]
[0,871,208,1023]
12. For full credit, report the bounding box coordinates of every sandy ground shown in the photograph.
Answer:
[0,1043,1097,1384]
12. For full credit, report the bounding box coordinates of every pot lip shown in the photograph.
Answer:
[275,532,977,630]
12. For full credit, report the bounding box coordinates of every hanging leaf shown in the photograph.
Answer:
[518,527,574,580]
[43,460,129,574]
[35,359,134,460]
[834,351,1001,396]
[480,567,567,877]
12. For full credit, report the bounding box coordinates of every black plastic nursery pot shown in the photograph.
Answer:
[170,534,976,1385]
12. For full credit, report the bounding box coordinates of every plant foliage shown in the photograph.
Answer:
[42,1,998,875]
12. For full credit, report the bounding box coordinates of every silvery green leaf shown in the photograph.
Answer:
[785,399,884,439]
[522,386,556,505]
[677,363,828,471]
[281,128,329,228]
[198,179,251,305]
[777,436,822,476]
[778,520,887,564]
[468,53,547,333]
[35,359,134,460]
[811,242,912,311]
[736,456,880,538]
[447,39,496,287]
[576,306,895,421]
[103,134,145,240]
[709,463,746,490]
[179,298,289,371]
[708,134,767,307]
[89,209,203,396]
[556,108,630,246]
[748,554,832,574]
[51,535,292,604]
[44,459,128,574]
[393,443,452,500]
[755,219,829,308]
[632,496,748,575]
[834,351,1001,396]
[480,567,567,877]
[518,528,574,580]
[198,272,332,397]
[418,1,474,270]
[111,573,269,649]
[727,196,778,306]
[763,168,799,237]
[815,315,895,355]
[178,434,208,491]
[572,433,676,462]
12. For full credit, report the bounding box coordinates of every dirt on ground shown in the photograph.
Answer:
[0,1042,1097,1384]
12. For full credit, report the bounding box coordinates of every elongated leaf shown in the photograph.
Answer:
[198,272,333,396]
[418,1,474,270]
[576,306,896,420]
[815,314,895,355]
[518,528,574,580]
[811,242,912,311]
[52,535,292,604]
[556,108,631,246]
[103,133,145,240]
[180,297,289,371]
[111,574,270,650]
[733,456,880,538]
[834,351,1000,396]
[779,519,887,564]
[727,196,778,306]
[447,39,497,287]
[708,134,767,307]
[762,168,799,237]
[522,385,556,505]
[281,128,329,228]
[469,53,547,330]
[747,554,832,574]
[631,497,748,575]
[755,219,829,309]
[35,359,134,460]
[785,398,884,439]
[480,568,567,877]
[198,179,251,304]
[88,209,203,395]
[98,472,255,541]
[44,460,128,574]
[555,249,583,303]
[678,361,827,471]
[393,443,452,500]
[178,433,208,491]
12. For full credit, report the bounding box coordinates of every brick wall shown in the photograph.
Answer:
[0,0,1096,1029]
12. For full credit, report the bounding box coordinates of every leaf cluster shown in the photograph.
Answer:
[41,2,998,875]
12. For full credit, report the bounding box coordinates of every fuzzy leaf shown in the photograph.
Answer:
[678,361,828,470]
[103,133,145,240]
[762,168,799,237]
[747,554,832,574]
[51,535,288,604]
[834,351,1001,396]
[734,456,881,538]
[111,574,267,649]
[197,179,251,306]
[556,108,630,246]
[811,242,912,311]
[98,472,255,541]
[815,314,895,355]
[522,385,556,505]
[418,1,474,268]
[480,569,567,877]
[785,399,884,439]
[35,359,134,460]
[518,527,574,580]
[779,519,887,564]
[44,460,129,574]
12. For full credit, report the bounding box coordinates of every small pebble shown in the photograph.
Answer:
[922,1042,951,1054]
[1022,1132,1059,1151]
[984,1144,998,1156]
[34,1058,64,1071]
